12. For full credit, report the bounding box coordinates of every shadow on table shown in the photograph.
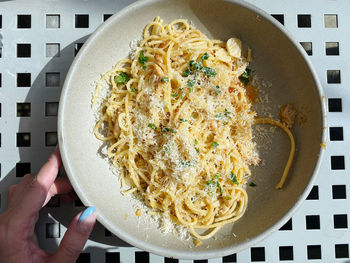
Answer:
[12,35,131,251]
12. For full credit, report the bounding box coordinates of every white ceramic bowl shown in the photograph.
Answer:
[58,0,326,259]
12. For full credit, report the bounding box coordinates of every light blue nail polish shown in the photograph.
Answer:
[78,206,96,222]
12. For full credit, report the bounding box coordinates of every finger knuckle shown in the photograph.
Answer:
[62,245,81,259]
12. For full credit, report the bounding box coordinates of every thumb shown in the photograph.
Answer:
[50,207,96,263]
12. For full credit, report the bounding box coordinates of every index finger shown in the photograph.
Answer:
[13,147,62,222]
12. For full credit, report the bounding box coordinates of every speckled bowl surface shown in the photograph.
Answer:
[58,0,326,259]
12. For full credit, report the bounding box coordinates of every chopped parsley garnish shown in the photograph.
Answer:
[230,172,239,185]
[161,77,169,83]
[115,72,130,84]
[187,79,196,87]
[138,51,149,69]
[163,144,171,153]
[225,196,232,200]
[183,57,216,79]
[189,60,201,71]
[239,68,251,86]
[200,52,209,63]
[215,85,221,94]
[206,180,216,187]
[182,69,191,77]
[194,139,198,145]
[181,160,195,167]
[202,67,216,77]
[217,182,223,194]
[161,127,175,133]
[195,148,200,153]
[171,93,179,98]
[131,87,138,92]
[212,141,219,149]
[179,118,187,123]
[148,123,157,130]
[249,182,257,187]
[191,196,198,202]
[207,173,224,195]
[215,109,231,120]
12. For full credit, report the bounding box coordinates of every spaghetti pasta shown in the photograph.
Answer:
[93,17,295,242]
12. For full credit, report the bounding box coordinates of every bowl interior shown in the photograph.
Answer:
[58,0,324,259]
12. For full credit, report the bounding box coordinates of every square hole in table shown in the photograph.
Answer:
[279,246,293,261]
[17,44,31,58]
[193,260,207,263]
[306,215,320,229]
[332,185,346,199]
[271,14,284,25]
[0,15,2,28]
[135,251,149,263]
[335,244,349,258]
[328,98,342,112]
[16,162,30,177]
[45,223,60,238]
[104,14,113,21]
[77,253,90,263]
[45,102,59,116]
[74,198,84,207]
[331,156,345,170]
[307,245,322,259]
[327,70,341,83]
[297,14,311,28]
[105,252,120,263]
[326,42,339,55]
[251,247,265,261]
[307,185,319,200]
[334,214,348,229]
[279,218,293,230]
[300,42,312,55]
[104,228,112,237]
[75,14,89,28]
[46,43,60,57]
[223,254,237,262]
[46,14,60,28]
[74,43,84,56]
[46,72,60,87]
[0,73,2,87]
[324,14,338,28]
[330,127,344,141]
[17,132,30,147]
[0,103,2,117]
[17,73,31,87]
[17,103,31,117]
[17,15,31,28]
[45,132,57,146]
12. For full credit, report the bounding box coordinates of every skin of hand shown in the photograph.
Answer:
[0,147,97,263]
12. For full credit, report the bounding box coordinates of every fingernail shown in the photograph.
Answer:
[78,206,96,223]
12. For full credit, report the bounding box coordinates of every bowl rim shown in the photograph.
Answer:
[58,0,327,259]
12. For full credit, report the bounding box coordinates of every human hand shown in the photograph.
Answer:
[0,147,97,263]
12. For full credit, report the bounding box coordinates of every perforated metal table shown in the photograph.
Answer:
[0,0,349,262]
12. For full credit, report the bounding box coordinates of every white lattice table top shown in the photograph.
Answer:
[0,0,349,262]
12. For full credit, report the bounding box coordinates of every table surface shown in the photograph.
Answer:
[0,0,349,262]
